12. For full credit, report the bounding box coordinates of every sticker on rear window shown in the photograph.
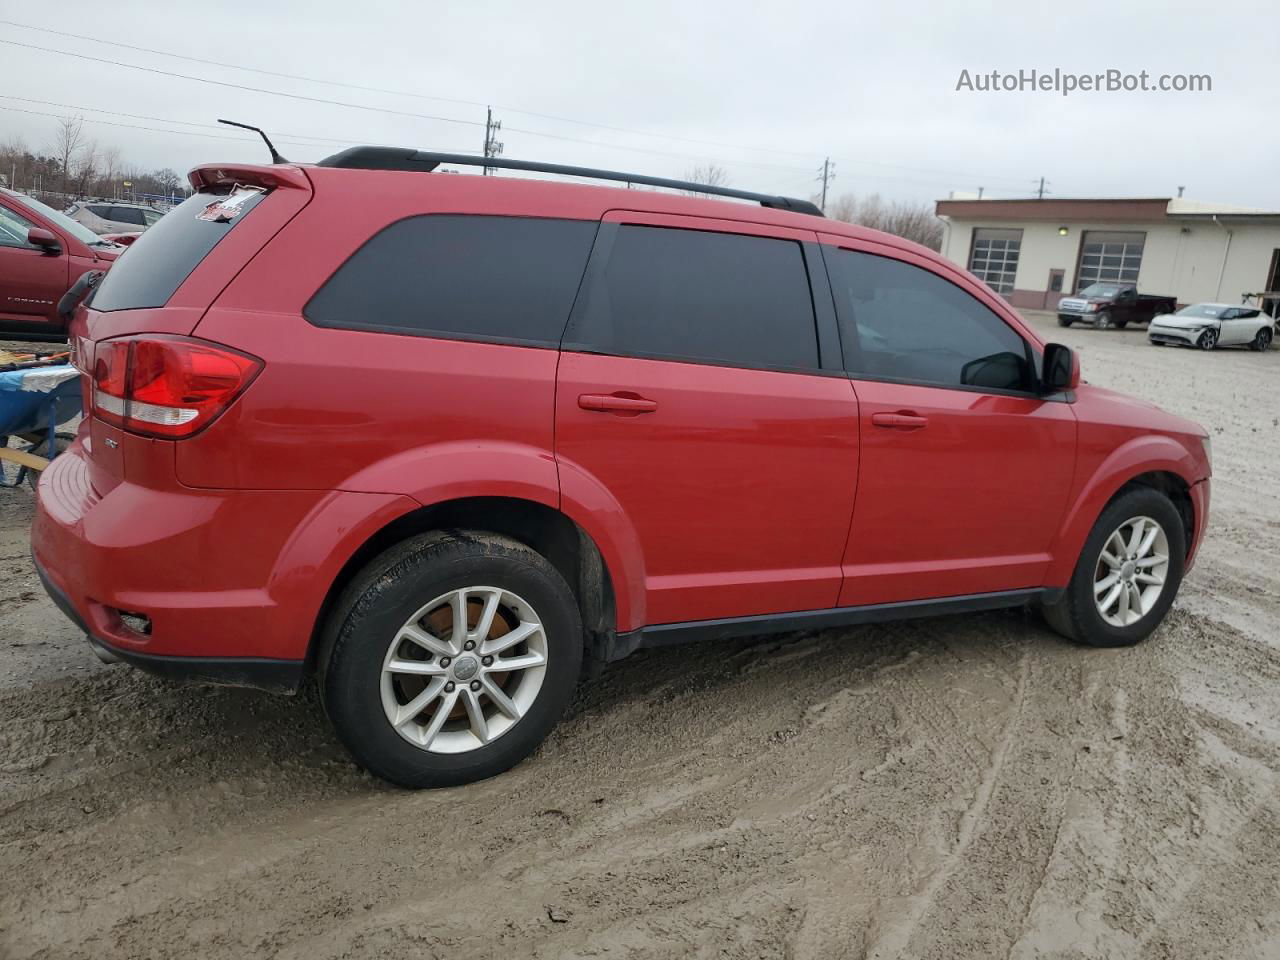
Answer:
[197,184,266,223]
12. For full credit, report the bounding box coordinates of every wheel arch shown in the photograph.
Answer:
[1046,437,1201,585]
[305,496,623,678]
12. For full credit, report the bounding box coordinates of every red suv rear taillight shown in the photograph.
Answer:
[92,335,262,439]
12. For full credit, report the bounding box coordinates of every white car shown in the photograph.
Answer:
[63,201,165,235]
[1148,303,1274,351]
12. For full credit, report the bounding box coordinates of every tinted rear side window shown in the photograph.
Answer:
[578,225,818,371]
[92,189,267,312]
[304,215,597,346]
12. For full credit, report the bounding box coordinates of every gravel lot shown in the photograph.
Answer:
[2,313,1278,959]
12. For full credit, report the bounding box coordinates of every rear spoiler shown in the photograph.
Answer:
[188,164,311,193]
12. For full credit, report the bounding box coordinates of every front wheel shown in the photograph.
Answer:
[1251,327,1273,352]
[1197,328,1218,350]
[1041,487,1185,647]
[1058,316,1075,328]
[321,531,583,788]
[1095,311,1113,329]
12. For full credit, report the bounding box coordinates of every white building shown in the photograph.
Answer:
[935,196,1280,315]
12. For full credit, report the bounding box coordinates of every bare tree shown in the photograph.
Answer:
[48,116,86,193]
[822,191,944,251]
[154,167,182,197]
[99,145,123,195]
[683,163,729,196]
[72,141,99,198]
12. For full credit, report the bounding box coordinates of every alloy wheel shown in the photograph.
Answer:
[1093,516,1169,628]
[1198,329,1218,350]
[380,586,548,753]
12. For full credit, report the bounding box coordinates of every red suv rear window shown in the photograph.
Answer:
[90,187,268,313]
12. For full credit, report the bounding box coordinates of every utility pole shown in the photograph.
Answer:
[816,157,835,214]
[483,106,503,176]
[977,186,984,199]
[1177,185,1185,198]
[1035,176,1049,200]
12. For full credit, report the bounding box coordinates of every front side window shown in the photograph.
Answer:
[826,248,1032,392]
[968,227,1022,295]
[305,215,598,345]
[581,224,819,371]
[0,203,36,248]
[1077,231,1144,290]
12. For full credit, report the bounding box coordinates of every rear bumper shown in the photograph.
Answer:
[31,439,414,685]
[34,556,304,692]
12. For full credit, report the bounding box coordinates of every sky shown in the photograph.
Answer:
[1,0,1276,208]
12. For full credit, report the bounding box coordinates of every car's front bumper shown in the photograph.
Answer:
[1149,326,1202,346]
[1058,311,1099,324]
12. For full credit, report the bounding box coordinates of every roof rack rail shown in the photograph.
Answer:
[315,147,824,217]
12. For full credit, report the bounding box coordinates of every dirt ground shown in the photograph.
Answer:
[2,313,1279,959]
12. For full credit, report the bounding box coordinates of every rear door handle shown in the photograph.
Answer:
[871,411,928,430]
[578,393,659,414]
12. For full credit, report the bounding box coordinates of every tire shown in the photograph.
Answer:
[1150,340,1165,347]
[1057,316,1074,328]
[1251,327,1273,352]
[320,531,583,788]
[1197,328,1218,350]
[1095,311,1113,329]
[1114,318,1129,330]
[1041,487,1185,648]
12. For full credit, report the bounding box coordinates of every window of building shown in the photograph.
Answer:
[582,224,820,371]
[825,248,1032,392]
[967,228,1022,295]
[305,215,598,345]
[1077,230,1144,290]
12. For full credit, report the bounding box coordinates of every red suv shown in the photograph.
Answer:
[32,150,1211,788]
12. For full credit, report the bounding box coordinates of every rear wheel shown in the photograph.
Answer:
[1251,327,1273,352]
[1041,487,1185,648]
[1197,328,1218,350]
[321,531,583,788]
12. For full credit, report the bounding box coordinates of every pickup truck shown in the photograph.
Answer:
[1057,283,1178,329]
[0,188,121,341]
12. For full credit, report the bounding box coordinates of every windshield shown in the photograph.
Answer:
[9,192,114,247]
[1079,283,1125,298]
[1176,303,1226,319]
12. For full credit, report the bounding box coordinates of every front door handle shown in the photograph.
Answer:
[871,411,928,430]
[578,393,659,414]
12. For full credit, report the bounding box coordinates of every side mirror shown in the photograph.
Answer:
[1041,343,1079,393]
[27,227,61,254]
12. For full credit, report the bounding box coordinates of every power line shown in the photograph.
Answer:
[0,95,433,149]
[0,18,840,163]
[0,38,487,130]
[0,103,473,155]
[0,18,1038,188]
